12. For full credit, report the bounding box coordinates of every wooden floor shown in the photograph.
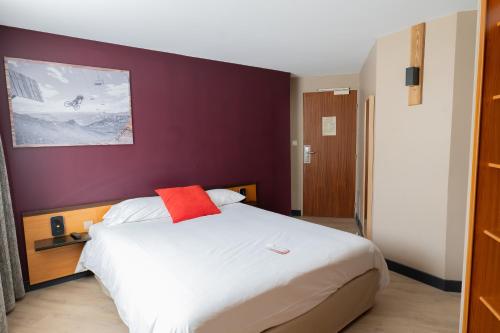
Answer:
[7,217,461,333]
[298,216,361,234]
[343,272,460,333]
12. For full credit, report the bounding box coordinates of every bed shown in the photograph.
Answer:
[77,201,389,333]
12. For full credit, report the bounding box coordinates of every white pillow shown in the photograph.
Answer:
[103,196,171,226]
[206,189,245,207]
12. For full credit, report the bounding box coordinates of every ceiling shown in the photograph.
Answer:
[0,0,477,76]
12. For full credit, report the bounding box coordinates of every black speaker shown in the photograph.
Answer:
[50,216,65,237]
[405,67,420,86]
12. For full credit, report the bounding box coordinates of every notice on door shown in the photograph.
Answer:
[322,116,336,136]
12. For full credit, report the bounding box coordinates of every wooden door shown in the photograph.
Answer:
[362,96,375,239]
[463,0,500,331]
[303,91,357,217]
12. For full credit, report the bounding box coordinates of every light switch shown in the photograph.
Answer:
[292,140,298,146]
[83,220,93,231]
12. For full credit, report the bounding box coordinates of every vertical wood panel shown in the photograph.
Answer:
[462,1,487,330]
[465,0,500,331]
[408,23,426,106]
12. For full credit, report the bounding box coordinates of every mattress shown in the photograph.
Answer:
[77,203,389,333]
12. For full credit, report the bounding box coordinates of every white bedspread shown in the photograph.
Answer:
[77,203,389,333]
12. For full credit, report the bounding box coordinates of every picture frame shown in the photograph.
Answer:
[4,57,133,147]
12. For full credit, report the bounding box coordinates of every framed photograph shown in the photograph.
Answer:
[3,57,133,147]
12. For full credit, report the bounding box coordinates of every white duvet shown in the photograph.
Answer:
[77,203,389,333]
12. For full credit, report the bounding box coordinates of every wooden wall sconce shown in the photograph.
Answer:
[407,23,425,106]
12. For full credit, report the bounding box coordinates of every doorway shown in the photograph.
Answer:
[302,91,357,217]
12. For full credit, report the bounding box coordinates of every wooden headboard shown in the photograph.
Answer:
[23,183,257,286]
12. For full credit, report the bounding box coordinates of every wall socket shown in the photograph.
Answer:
[83,220,93,231]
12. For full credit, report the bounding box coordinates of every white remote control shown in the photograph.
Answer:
[266,244,290,255]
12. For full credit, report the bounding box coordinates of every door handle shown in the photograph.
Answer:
[304,145,316,164]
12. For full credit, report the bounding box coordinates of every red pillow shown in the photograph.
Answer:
[155,185,220,223]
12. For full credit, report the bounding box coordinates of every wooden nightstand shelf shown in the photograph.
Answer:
[34,233,91,252]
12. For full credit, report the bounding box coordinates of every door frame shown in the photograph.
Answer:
[362,96,375,239]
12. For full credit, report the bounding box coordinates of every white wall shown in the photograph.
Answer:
[445,11,477,281]
[366,11,477,279]
[290,74,359,211]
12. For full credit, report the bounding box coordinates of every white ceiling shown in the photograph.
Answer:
[0,0,477,76]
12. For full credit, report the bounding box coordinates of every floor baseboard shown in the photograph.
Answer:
[290,210,301,216]
[386,259,461,292]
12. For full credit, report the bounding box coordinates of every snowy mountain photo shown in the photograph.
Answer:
[4,57,133,147]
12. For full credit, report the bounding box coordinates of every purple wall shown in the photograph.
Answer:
[0,26,291,282]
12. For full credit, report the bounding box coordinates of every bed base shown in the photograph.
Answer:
[96,269,379,333]
[264,269,379,333]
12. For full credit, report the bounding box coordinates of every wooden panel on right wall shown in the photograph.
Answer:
[408,23,425,106]
[463,0,500,331]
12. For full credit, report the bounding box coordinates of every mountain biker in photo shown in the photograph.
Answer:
[64,95,84,111]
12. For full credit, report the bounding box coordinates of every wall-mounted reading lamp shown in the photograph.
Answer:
[407,23,426,106]
[405,67,420,86]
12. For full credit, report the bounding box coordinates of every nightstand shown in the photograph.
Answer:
[23,202,115,286]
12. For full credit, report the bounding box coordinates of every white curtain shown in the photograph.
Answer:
[0,136,24,333]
